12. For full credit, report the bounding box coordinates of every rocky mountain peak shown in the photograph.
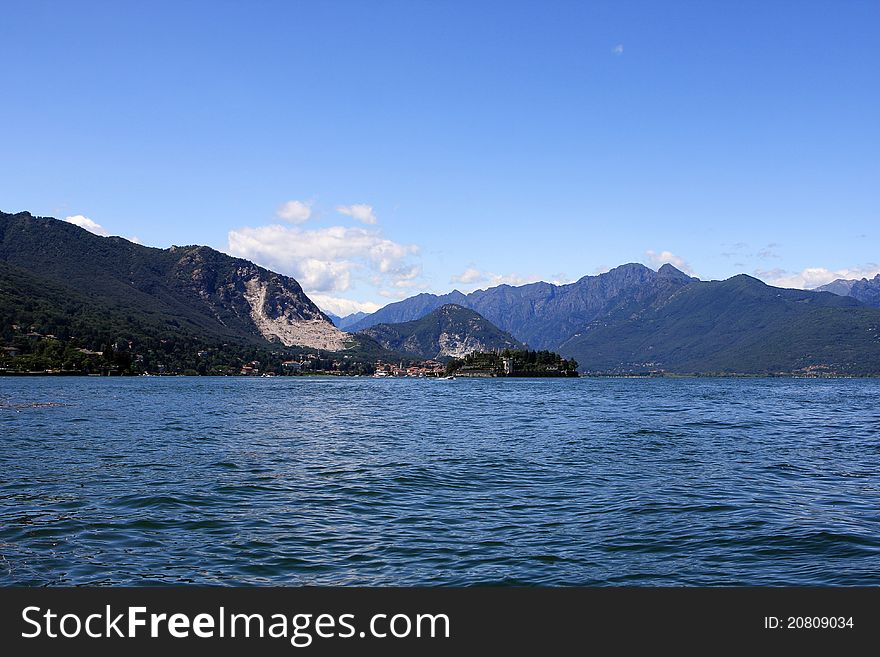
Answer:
[360,304,523,360]
[657,263,696,282]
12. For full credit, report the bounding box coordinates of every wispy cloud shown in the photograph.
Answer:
[612,44,624,55]
[756,245,781,260]
[644,249,696,276]
[390,265,422,288]
[723,241,781,261]
[450,267,484,285]
[336,203,377,225]
[275,200,312,224]
[64,214,109,237]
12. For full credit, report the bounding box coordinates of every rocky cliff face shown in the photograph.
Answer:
[169,245,349,350]
[242,278,348,350]
[361,304,523,359]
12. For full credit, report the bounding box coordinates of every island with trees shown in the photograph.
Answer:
[445,349,579,377]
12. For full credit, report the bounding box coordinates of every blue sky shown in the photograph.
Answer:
[2,1,878,315]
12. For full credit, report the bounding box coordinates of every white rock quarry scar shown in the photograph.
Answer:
[243,278,350,351]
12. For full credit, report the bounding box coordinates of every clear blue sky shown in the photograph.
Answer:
[2,0,877,314]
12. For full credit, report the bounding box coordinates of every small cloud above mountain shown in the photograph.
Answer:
[275,200,312,224]
[65,214,109,237]
[336,204,377,225]
[451,267,485,285]
[644,249,696,276]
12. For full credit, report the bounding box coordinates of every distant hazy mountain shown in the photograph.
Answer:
[816,275,880,307]
[349,291,469,332]
[325,311,369,329]
[359,304,524,360]
[815,279,856,296]
[559,275,880,375]
[336,311,369,330]
[0,211,351,352]
[349,263,697,349]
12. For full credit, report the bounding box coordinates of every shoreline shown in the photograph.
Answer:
[1,371,877,379]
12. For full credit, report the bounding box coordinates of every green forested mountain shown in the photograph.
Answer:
[559,275,880,375]
[359,304,524,360]
[0,211,386,374]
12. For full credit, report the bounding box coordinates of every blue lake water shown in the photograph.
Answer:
[1,376,879,586]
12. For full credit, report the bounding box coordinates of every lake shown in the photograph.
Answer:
[2,376,879,585]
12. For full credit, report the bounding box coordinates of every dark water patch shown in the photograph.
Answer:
[0,401,66,410]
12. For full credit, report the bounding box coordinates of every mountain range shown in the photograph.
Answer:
[345,262,880,375]
[3,209,880,375]
[347,262,697,350]
[560,275,880,375]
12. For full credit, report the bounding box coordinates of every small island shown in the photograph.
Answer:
[445,349,579,378]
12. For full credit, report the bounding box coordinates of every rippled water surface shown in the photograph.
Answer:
[2,377,879,586]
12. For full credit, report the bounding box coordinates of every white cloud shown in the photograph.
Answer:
[612,44,624,55]
[336,204,377,225]
[757,264,880,289]
[296,258,353,292]
[451,267,485,285]
[309,294,381,317]
[227,224,420,293]
[450,267,542,290]
[276,200,312,224]
[64,215,146,245]
[644,250,697,276]
[64,214,109,237]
